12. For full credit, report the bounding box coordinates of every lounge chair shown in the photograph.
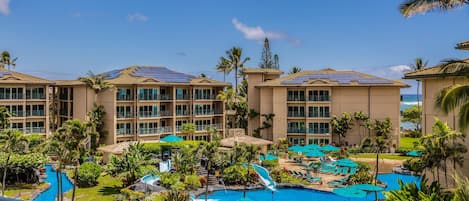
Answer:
[349,167,357,175]
[341,167,349,176]
[306,176,321,184]
[333,167,342,175]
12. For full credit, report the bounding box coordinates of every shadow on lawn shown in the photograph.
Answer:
[99,185,122,195]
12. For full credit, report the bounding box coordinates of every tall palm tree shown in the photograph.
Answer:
[400,0,469,17]
[199,142,219,201]
[181,123,196,141]
[0,106,11,129]
[78,71,115,103]
[288,66,302,75]
[242,144,259,199]
[218,47,250,94]
[409,58,427,126]
[0,51,17,71]
[216,57,232,82]
[0,130,28,196]
[371,118,392,186]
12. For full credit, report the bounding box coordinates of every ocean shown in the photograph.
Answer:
[400,94,421,130]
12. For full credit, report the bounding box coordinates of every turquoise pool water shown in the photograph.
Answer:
[141,174,160,186]
[34,165,74,201]
[199,173,420,201]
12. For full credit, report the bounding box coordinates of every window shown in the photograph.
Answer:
[176,104,189,116]
[26,104,45,116]
[26,88,45,99]
[116,106,132,118]
[287,122,306,133]
[0,87,23,99]
[139,105,158,117]
[176,88,189,100]
[195,120,211,131]
[308,106,330,117]
[26,121,45,133]
[194,89,212,100]
[116,88,133,101]
[308,90,330,101]
[138,88,158,100]
[139,122,158,134]
[288,106,305,117]
[116,123,132,135]
[6,105,24,117]
[287,90,305,101]
[308,122,330,134]
[194,104,212,115]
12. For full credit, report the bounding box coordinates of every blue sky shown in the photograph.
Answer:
[1,0,468,94]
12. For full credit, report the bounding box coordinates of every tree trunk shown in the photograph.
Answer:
[205,160,210,201]
[56,168,60,200]
[60,169,64,201]
[2,154,11,196]
[375,151,379,184]
[234,66,238,95]
[244,162,248,199]
[71,164,78,201]
[444,160,448,187]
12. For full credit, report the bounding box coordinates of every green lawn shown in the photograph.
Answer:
[5,183,49,200]
[350,153,412,160]
[65,172,122,201]
[400,137,420,149]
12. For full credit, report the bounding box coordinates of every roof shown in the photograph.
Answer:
[88,66,230,86]
[97,140,160,155]
[243,67,283,75]
[404,59,469,79]
[0,69,53,84]
[456,40,469,50]
[220,135,273,148]
[54,80,85,86]
[255,68,408,87]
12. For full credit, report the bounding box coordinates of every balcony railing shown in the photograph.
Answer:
[116,95,133,101]
[10,111,24,117]
[27,111,45,117]
[0,94,24,100]
[160,111,172,117]
[308,128,330,134]
[23,127,46,134]
[287,111,305,117]
[308,95,330,102]
[194,94,216,100]
[116,128,133,135]
[138,111,159,118]
[27,94,46,99]
[176,110,190,116]
[138,128,159,135]
[308,112,330,118]
[159,94,172,101]
[138,94,158,101]
[117,112,133,118]
[194,110,214,116]
[287,127,306,133]
[176,94,190,100]
[196,124,223,131]
[287,95,305,101]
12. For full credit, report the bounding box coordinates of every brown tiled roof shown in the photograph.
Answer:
[0,69,53,84]
[404,59,469,79]
[243,67,283,74]
[220,135,273,148]
[255,68,408,87]
[456,40,469,50]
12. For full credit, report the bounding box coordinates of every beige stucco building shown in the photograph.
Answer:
[404,62,469,176]
[55,66,229,145]
[245,68,408,146]
[0,69,53,135]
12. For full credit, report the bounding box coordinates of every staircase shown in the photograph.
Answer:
[197,167,218,185]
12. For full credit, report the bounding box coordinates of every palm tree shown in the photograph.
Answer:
[0,51,17,71]
[87,104,106,148]
[200,142,219,201]
[242,144,259,199]
[218,47,250,94]
[453,174,469,201]
[400,0,469,17]
[216,57,232,82]
[0,106,11,129]
[0,130,28,196]
[409,58,427,126]
[78,71,115,104]
[288,66,302,75]
[353,111,369,141]
[370,118,392,186]
[181,123,196,141]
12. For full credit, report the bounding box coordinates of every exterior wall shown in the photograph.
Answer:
[259,88,273,140]
[421,77,469,176]
[271,87,287,142]
[246,73,264,136]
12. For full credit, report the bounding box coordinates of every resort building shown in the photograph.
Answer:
[404,62,469,176]
[245,68,408,146]
[0,69,53,135]
[55,66,229,145]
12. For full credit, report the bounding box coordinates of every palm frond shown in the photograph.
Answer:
[458,102,469,131]
[400,0,467,17]
[439,58,469,76]
[435,84,469,114]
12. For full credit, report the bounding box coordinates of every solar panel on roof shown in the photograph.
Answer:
[131,67,195,83]
[100,69,122,79]
[281,72,393,85]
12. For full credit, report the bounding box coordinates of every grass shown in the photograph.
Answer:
[350,153,412,160]
[4,182,49,200]
[64,171,122,201]
[400,137,420,150]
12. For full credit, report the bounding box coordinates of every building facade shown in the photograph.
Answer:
[0,69,53,135]
[55,66,229,145]
[404,65,469,176]
[245,68,407,146]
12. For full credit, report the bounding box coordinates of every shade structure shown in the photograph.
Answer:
[333,158,358,167]
[160,134,184,143]
[321,145,340,152]
[259,154,278,161]
[305,149,325,158]
[350,184,385,192]
[406,150,422,157]
[288,145,307,153]
[333,187,367,198]
[304,144,321,150]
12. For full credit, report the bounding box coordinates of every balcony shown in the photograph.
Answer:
[116,95,133,101]
[138,111,159,118]
[25,127,46,134]
[0,94,24,100]
[138,128,158,135]
[194,110,214,116]
[116,129,133,136]
[196,124,223,131]
[176,94,190,100]
[27,111,45,117]
[27,94,46,99]
[157,126,172,133]
[194,94,216,100]
[308,128,330,134]
[308,95,330,102]
[138,95,158,101]
[10,111,24,117]
[287,127,306,134]
[308,112,330,118]
[159,94,172,101]
[117,112,133,119]
[287,111,305,118]
[287,95,305,102]
[160,111,172,117]
[176,110,190,116]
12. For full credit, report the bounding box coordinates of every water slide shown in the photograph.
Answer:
[159,159,171,172]
[249,164,276,191]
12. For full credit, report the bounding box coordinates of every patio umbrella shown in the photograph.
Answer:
[304,144,321,150]
[334,158,358,167]
[305,149,325,158]
[288,145,307,153]
[321,145,340,152]
[160,134,184,143]
[406,150,422,157]
[333,187,367,199]
[259,154,278,161]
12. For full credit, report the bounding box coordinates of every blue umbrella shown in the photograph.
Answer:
[321,145,340,152]
[406,150,422,157]
[288,145,307,153]
[305,149,325,158]
[160,134,184,143]
[333,187,367,199]
[304,144,321,150]
[259,154,278,161]
[333,158,359,168]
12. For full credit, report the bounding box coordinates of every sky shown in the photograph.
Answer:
[1,0,468,94]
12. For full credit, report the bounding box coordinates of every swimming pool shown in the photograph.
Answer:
[141,174,160,186]
[34,165,74,201]
[198,173,420,201]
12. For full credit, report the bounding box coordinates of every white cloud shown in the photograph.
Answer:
[0,0,10,16]
[128,13,148,22]
[389,65,412,74]
[232,18,286,41]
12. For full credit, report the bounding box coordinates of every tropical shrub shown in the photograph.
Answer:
[143,141,203,154]
[183,174,201,190]
[0,153,47,184]
[115,188,145,201]
[153,190,190,201]
[160,172,181,189]
[269,168,308,185]
[356,161,372,172]
[349,171,373,184]
[76,162,102,187]
[261,159,278,169]
[384,178,453,201]
[25,134,45,151]
[223,165,247,185]
[171,181,186,191]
